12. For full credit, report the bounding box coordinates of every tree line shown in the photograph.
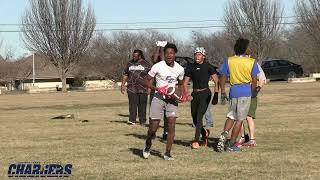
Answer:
[0,0,320,92]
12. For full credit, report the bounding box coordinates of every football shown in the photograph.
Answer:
[165,86,192,102]
[166,87,176,95]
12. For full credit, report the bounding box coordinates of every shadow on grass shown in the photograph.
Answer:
[51,114,75,120]
[172,139,190,147]
[0,102,128,111]
[175,122,194,127]
[110,121,149,127]
[110,120,128,124]
[126,133,221,151]
[208,137,220,150]
[117,114,129,118]
[128,148,163,159]
[126,133,148,139]
[126,133,193,148]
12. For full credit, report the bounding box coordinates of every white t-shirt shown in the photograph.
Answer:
[148,61,185,88]
[257,63,267,87]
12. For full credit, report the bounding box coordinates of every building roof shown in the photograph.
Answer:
[0,54,107,82]
[17,55,74,80]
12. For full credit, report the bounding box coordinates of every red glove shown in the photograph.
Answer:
[177,93,191,103]
[177,95,187,103]
[157,85,169,95]
[211,92,219,105]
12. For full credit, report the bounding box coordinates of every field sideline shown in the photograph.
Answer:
[0,82,319,179]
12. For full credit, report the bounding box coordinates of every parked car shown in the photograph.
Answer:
[175,56,219,69]
[261,59,303,80]
[175,56,194,69]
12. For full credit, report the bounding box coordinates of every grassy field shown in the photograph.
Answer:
[0,82,319,180]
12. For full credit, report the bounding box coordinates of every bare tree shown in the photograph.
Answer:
[138,30,176,58]
[224,0,283,62]
[0,58,32,90]
[296,0,320,43]
[286,27,320,73]
[257,26,320,74]
[21,0,96,92]
[86,31,177,81]
[90,31,143,81]
[3,45,15,61]
[0,37,4,60]
[192,31,233,65]
[296,0,320,72]
[0,36,2,51]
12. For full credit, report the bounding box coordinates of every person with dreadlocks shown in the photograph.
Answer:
[121,50,150,125]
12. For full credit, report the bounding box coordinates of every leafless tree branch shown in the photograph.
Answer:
[224,0,283,62]
[21,0,96,92]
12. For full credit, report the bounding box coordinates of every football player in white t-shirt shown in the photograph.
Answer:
[142,43,185,161]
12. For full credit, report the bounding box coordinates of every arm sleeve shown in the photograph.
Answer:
[251,61,260,77]
[184,64,193,77]
[208,63,218,75]
[178,68,185,81]
[140,60,151,78]
[143,60,151,73]
[257,63,267,82]
[148,64,158,77]
[123,62,129,76]
[219,58,229,76]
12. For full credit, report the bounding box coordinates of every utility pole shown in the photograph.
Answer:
[32,53,35,86]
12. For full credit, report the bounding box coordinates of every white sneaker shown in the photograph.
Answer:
[127,120,136,125]
[142,145,150,159]
[163,153,174,161]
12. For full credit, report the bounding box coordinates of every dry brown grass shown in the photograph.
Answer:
[0,82,319,180]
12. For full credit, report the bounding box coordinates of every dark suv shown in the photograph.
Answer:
[175,56,194,69]
[175,56,219,70]
[261,59,303,80]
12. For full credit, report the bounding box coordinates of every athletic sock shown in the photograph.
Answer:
[164,151,171,156]
[221,131,228,137]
